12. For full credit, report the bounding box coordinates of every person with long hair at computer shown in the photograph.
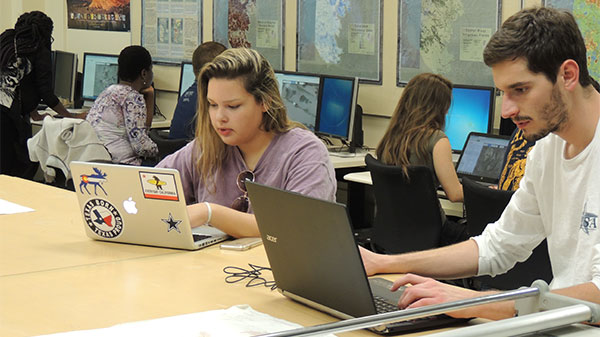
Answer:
[86,45,158,166]
[0,11,83,179]
[376,73,465,244]
[156,48,336,237]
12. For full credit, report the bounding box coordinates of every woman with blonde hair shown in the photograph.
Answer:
[157,48,336,237]
[377,73,462,203]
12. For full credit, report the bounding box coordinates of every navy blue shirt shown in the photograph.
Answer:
[169,82,198,140]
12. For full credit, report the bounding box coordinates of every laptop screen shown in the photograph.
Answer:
[456,133,510,183]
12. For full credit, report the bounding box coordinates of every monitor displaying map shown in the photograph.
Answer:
[82,53,119,101]
[274,71,321,131]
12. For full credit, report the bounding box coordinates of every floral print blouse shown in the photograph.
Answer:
[87,84,158,165]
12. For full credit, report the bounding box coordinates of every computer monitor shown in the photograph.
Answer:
[315,75,359,144]
[444,84,495,152]
[81,52,119,102]
[52,50,78,103]
[274,71,321,131]
[179,61,195,98]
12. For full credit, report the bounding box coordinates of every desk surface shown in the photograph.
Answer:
[30,109,171,129]
[0,176,176,277]
[329,152,367,169]
[0,175,466,337]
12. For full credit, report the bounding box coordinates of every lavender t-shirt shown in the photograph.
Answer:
[156,127,337,210]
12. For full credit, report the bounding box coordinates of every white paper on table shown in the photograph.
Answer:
[38,304,338,337]
[0,199,34,215]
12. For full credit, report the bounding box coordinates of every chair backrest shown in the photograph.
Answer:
[365,154,442,254]
[149,129,189,161]
[462,177,514,237]
[462,177,553,289]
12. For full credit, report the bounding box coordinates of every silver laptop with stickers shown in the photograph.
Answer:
[70,161,229,250]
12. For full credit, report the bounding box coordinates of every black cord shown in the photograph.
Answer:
[317,134,334,146]
[340,138,350,149]
[223,263,277,290]
[154,103,167,119]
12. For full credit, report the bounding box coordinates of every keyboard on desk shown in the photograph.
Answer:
[373,295,465,333]
[369,278,467,333]
[329,151,357,158]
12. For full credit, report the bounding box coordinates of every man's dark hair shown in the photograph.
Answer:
[118,45,152,82]
[483,7,593,88]
[0,11,53,69]
[192,41,227,78]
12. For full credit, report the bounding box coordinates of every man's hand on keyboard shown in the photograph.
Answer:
[391,273,495,319]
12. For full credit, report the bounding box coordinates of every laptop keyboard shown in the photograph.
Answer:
[373,295,464,334]
[192,234,211,242]
[374,295,399,313]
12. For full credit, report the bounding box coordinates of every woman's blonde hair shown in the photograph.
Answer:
[376,73,452,177]
[194,48,301,188]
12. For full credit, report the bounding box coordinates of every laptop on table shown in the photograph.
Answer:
[246,182,465,334]
[70,161,229,250]
[455,132,511,185]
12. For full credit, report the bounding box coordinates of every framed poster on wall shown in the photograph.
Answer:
[397,0,501,87]
[296,0,382,83]
[213,0,284,70]
[142,0,203,64]
[67,0,131,31]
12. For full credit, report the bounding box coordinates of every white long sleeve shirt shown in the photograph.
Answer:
[473,119,600,290]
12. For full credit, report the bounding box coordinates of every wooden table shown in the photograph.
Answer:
[0,175,461,336]
[0,175,177,277]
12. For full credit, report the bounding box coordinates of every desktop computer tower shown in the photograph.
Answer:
[349,104,364,153]
[73,72,84,109]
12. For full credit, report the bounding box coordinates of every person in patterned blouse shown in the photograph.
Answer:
[86,45,158,166]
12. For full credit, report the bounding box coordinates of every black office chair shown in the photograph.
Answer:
[462,177,553,290]
[149,129,189,161]
[365,154,443,254]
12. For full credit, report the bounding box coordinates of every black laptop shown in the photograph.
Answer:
[455,132,511,185]
[246,182,465,334]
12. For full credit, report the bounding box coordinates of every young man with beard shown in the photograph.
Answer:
[360,7,600,321]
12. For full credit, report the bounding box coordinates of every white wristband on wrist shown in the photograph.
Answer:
[204,201,212,225]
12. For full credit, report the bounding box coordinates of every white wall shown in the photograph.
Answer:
[6,0,523,147]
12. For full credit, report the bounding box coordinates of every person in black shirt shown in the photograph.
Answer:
[0,11,82,179]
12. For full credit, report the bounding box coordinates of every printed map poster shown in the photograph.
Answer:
[213,0,284,70]
[521,0,544,8]
[297,0,382,83]
[142,0,202,64]
[67,0,130,31]
[397,0,500,87]
[544,0,600,82]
